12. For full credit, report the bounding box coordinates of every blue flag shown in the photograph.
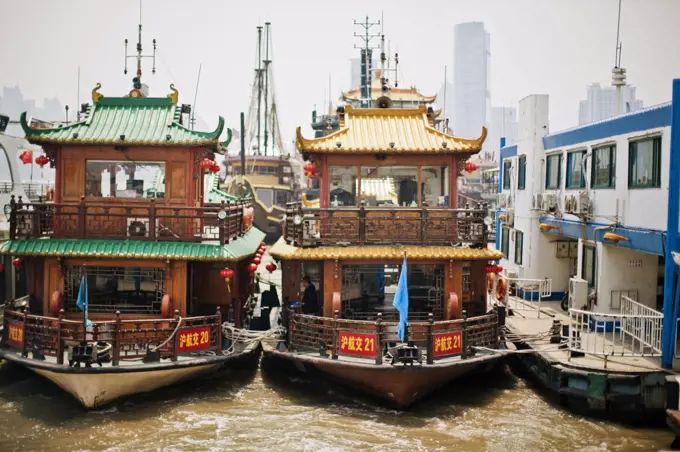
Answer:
[76,274,93,328]
[392,257,409,342]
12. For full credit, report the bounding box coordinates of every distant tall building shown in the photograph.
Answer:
[487,106,518,161]
[578,83,644,125]
[453,22,491,142]
[350,55,376,91]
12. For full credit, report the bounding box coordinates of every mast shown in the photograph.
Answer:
[240,112,246,176]
[190,63,202,130]
[353,16,380,108]
[263,23,271,156]
[255,26,263,155]
[123,0,157,96]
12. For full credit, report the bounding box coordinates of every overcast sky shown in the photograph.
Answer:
[1,0,679,151]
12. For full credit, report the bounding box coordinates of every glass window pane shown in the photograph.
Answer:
[629,139,660,188]
[592,146,615,188]
[360,166,418,207]
[422,166,449,207]
[85,160,165,199]
[255,188,274,208]
[567,151,585,188]
[518,156,526,190]
[503,161,511,189]
[546,155,561,189]
[329,166,357,206]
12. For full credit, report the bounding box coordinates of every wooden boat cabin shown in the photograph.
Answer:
[265,104,506,408]
[0,83,264,408]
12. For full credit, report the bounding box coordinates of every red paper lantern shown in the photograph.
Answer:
[260,242,267,248]
[495,265,503,273]
[35,155,49,168]
[224,268,235,279]
[265,262,276,273]
[219,268,230,279]
[252,256,262,265]
[19,151,33,165]
[247,263,258,273]
[200,158,213,172]
[210,163,220,174]
[12,258,23,269]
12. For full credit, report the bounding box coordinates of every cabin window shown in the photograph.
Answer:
[514,230,524,265]
[329,166,358,206]
[501,226,510,258]
[85,160,165,199]
[581,246,596,289]
[517,156,526,190]
[360,166,418,207]
[421,166,450,207]
[63,265,166,315]
[255,188,274,208]
[566,150,586,189]
[629,137,661,188]
[592,145,616,189]
[341,263,445,321]
[275,189,292,206]
[502,161,512,190]
[253,165,279,176]
[545,154,562,189]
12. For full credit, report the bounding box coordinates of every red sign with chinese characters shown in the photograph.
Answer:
[433,331,463,357]
[338,331,377,357]
[177,326,211,353]
[6,320,24,349]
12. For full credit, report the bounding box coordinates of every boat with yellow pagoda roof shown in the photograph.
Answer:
[0,24,264,408]
[262,97,506,408]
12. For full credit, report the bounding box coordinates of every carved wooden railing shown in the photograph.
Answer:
[283,306,499,365]
[284,201,488,247]
[9,195,253,245]
[1,307,223,366]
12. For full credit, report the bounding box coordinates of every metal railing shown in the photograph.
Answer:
[497,274,552,319]
[2,307,223,365]
[9,195,253,244]
[283,307,499,365]
[284,201,488,247]
[567,302,663,368]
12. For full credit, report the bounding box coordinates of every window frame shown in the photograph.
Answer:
[85,160,165,200]
[514,230,523,265]
[628,137,662,189]
[545,154,562,190]
[566,150,587,189]
[502,161,512,190]
[581,245,597,289]
[591,145,616,189]
[501,226,510,258]
[518,156,526,190]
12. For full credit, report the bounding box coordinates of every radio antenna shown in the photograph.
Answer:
[123,0,157,96]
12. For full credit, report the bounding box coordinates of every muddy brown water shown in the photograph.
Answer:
[0,360,672,451]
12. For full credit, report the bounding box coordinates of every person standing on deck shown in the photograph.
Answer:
[301,276,319,315]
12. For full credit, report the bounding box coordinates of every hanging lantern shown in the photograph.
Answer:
[252,256,262,265]
[220,267,235,293]
[210,163,220,174]
[219,268,230,279]
[19,151,33,165]
[200,158,214,172]
[495,265,503,273]
[35,155,49,168]
[483,265,491,274]
[247,263,258,273]
[265,262,277,273]
[464,162,478,173]
[12,258,23,269]
[304,162,316,177]
[260,242,267,248]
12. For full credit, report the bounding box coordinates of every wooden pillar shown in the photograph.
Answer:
[445,260,463,319]
[281,259,302,304]
[450,156,458,208]
[320,155,329,209]
[323,259,340,317]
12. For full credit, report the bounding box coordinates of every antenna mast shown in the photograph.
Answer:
[353,15,381,108]
[611,0,626,115]
[255,26,263,155]
[123,0,157,97]
[76,66,81,121]
[190,63,202,130]
[263,23,271,156]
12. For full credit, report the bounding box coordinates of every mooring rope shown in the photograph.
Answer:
[151,316,183,352]
[221,323,284,354]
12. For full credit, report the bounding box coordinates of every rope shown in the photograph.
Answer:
[221,322,284,355]
[150,316,183,352]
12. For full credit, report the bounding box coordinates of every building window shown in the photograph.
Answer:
[545,154,562,189]
[514,231,523,265]
[566,150,586,189]
[85,160,165,199]
[518,156,526,190]
[329,166,358,206]
[422,166,450,207]
[582,246,596,289]
[360,166,418,207]
[501,226,510,258]
[502,161,511,190]
[629,137,661,188]
[591,145,616,189]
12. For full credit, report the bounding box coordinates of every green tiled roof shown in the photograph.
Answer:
[20,96,231,150]
[0,227,264,261]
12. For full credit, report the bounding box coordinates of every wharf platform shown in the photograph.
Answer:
[503,298,673,425]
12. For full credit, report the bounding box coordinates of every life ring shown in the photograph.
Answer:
[487,273,495,294]
[496,277,507,302]
[128,220,147,237]
[446,292,460,320]
[46,186,54,201]
[49,290,63,317]
[161,294,171,318]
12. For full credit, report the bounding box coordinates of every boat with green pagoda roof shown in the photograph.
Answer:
[0,65,265,408]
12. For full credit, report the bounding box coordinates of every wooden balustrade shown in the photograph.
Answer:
[1,308,224,365]
[286,307,499,364]
[9,195,252,245]
[284,201,488,247]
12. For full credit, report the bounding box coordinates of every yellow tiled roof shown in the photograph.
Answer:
[269,238,503,261]
[340,76,436,103]
[296,105,486,154]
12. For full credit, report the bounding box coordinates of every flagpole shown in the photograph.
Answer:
[82,265,87,337]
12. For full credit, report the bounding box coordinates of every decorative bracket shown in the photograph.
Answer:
[92,83,103,103]
[167,84,179,104]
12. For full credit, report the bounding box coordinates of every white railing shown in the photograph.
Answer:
[567,302,663,368]
[497,273,552,319]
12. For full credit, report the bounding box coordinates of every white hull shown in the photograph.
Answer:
[32,363,220,408]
